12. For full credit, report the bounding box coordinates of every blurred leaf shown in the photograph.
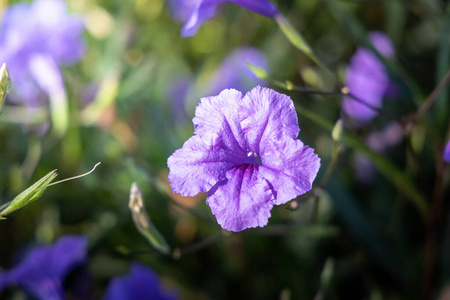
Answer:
[0,170,58,219]
[246,63,269,81]
[128,182,170,255]
[274,15,336,83]
[331,119,343,142]
[81,71,120,126]
[385,0,407,44]
[296,106,428,217]
[314,258,335,300]
[246,63,339,95]
[327,178,399,274]
[0,63,11,114]
[434,4,450,125]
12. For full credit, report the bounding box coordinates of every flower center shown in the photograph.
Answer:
[246,151,262,166]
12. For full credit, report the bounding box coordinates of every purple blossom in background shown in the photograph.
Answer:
[206,47,268,96]
[181,0,279,37]
[341,32,395,125]
[167,75,192,125]
[355,122,404,182]
[168,86,320,232]
[0,235,88,300]
[444,140,450,163]
[104,263,177,300]
[0,0,85,107]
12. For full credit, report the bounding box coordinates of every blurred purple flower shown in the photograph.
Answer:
[167,75,192,125]
[444,140,450,163]
[355,122,404,182]
[0,0,85,107]
[206,47,268,96]
[104,263,177,300]
[341,32,395,125]
[167,86,320,232]
[0,235,88,300]
[181,0,279,37]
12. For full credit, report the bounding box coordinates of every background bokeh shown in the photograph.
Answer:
[0,0,450,299]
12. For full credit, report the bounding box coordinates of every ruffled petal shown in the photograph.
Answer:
[239,86,299,152]
[206,165,274,232]
[193,89,248,153]
[168,134,241,196]
[259,138,320,205]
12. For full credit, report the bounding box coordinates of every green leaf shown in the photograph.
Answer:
[0,63,11,115]
[274,15,316,62]
[246,63,269,81]
[297,106,428,217]
[80,71,120,126]
[128,182,170,255]
[274,15,336,82]
[0,170,58,219]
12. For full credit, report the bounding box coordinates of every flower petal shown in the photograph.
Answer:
[259,138,320,205]
[206,165,274,232]
[104,263,177,300]
[341,48,389,123]
[369,31,395,59]
[239,86,300,152]
[444,140,450,163]
[0,235,87,300]
[168,134,241,196]
[341,32,394,124]
[181,0,279,37]
[193,89,248,153]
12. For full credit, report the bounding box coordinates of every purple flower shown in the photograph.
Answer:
[167,86,320,231]
[354,122,404,182]
[444,140,450,163]
[0,0,85,106]
[0,235,88,300]
[181,0,280,37]
[104,263,177,300]
[206,47,269,96]
[341,32,395,125]
[167,75,193,125]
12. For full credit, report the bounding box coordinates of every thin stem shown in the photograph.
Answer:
[172,231,229,259]
[347,93,403,124]
[47,162,101,186]
[423,146,447,300]
[409,68,450,123]
[269,77,404,124]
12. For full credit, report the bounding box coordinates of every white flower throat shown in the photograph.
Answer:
[246,151,262,166]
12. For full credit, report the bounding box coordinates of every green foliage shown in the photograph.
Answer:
[0,170,57,219]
